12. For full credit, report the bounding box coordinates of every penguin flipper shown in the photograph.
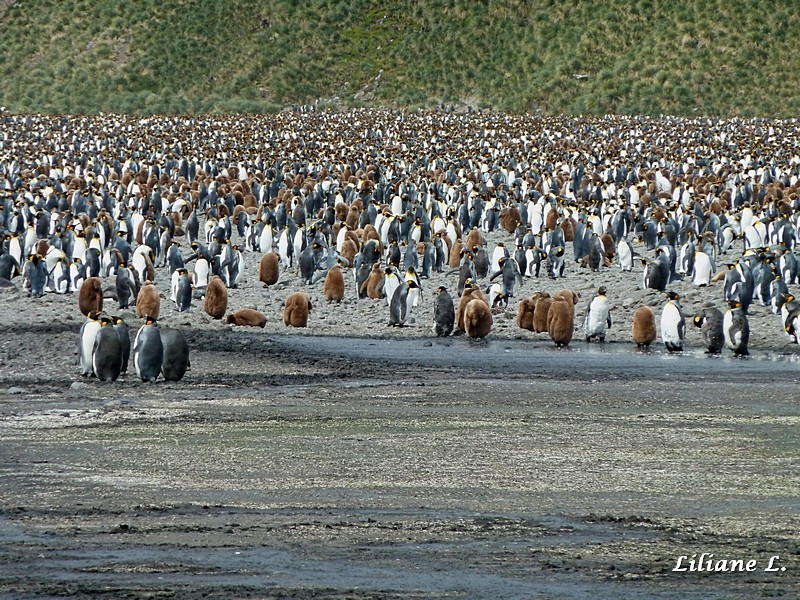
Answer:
[312,269,329,284]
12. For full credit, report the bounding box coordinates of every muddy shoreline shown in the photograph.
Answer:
[1,329,798,599]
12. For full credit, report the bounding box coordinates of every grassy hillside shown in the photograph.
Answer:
[0,0,798,117]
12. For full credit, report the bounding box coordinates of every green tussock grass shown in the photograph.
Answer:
[0,0,797,117]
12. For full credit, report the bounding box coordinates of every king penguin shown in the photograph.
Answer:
[692,306,724,354]
[92,315,123,382]
[78,311,103,377]
[160,327,190,382]
[175,268,193,312]
[113,316,131,374]
[388,280,419,326]
[433,286,455,336]
[661,291,685,352]
[723,300,750,356]
[584,286,612,342]
[133,317,164,383]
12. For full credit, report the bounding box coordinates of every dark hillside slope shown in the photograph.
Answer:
[0,0,797,116]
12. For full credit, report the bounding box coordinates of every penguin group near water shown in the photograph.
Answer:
[0,110,799,381]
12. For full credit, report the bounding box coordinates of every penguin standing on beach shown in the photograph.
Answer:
[631,305,657,348]
[115,262,138,309]
[584,286,612,342]
[78,311,102,376]
[661,291,685,352]
[133,316,164,383]
[723,300,750,356]
[174,268,192,312]
[433,286,455,336]
[388,280,419,326]
[26,254,48,297]
[113,316,131,374]
[160,327,190,382]
[693,307,724,354]
[92,316,123,382]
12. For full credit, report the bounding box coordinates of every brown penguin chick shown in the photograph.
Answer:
[464,298,493,338]
[135,280,161,319]
[340,237,359,265]
[366,263,385,299]
[259,252,280,286]
[516,297,537,331]
[78,276,103,316]
[283,291,312,327]
[335,202,349,222]
[631,305,658,347]
[532,292,553,333]
[547,295,575,347]
[204,275,228,319]
[323,264,345,303]
[345,206,360,230]
[555,289,579,311]
[362,223,380,244]
[171,211,185,237]
[35,239,50,256]
[226,308,267,328]
[456,284,488,333]
[449,239,464,268]
[464,227,484,250]
[499,206,521,233]
[560,217,575,242]
[545,206,559,230]
[345,229,362,252]
[600,232,616,260]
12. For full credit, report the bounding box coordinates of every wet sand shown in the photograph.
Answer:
[0,329,797,599]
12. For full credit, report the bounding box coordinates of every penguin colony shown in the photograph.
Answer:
[1,110,800,381]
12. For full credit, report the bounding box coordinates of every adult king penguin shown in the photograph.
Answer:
[723,300,750,356]
[133,316,164,383]
[693,307,724,354]
[432,286,455,336]
[92,315,123,382]
[584,286,612,342]
[661,291,685,352]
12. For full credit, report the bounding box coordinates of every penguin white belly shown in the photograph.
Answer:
[384,276,399,307]
[586,302,609,337]
[170,270,180,302]
[336,228,347,253]
[80,322,101,375]
[407,287,420,313]
[193,259,210,289]
[524,249,535,276]
[618,240,632,271]
[693,252,712,286]
[661,304,683,348]
[723,311,737,348]
[445,225,457,248]
[278,231,291,269]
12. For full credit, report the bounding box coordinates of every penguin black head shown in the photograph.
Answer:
[693,314,704,327]
[113,316,124,325]
[727,300,742,309]
[666,291,680,301]
[597,286,607,296]
[144,316,158,326]
[436,286,447,294]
